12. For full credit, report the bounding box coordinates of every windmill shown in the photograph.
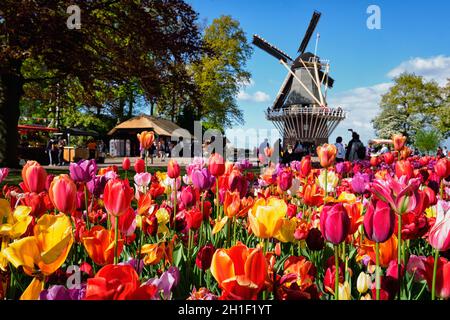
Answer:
[253,11,346,147]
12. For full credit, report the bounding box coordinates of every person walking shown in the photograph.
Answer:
[335,136,345,162]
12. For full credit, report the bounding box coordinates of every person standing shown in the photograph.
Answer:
[46,136,55,165]
[87,139,97,160]
[58,137,66,165]
[346,132,365,162]
[335,136,345,162]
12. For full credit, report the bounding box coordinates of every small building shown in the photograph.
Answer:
[107,114,190,156]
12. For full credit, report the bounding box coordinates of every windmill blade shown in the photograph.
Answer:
[253,35,293,63]
[298,11,321,54]
[318,70,334,88]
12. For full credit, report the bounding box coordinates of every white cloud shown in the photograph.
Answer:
[328,82,392,144]
[387,55,450,86]
[237,90,271,103]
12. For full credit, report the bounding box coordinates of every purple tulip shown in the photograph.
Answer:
[351,172,370,194]
[69,159,97,183]
[119,258,145,274]
[87,175,107,197]
[191,168,215,191]
[145,266,180,300]
[39,284,86,300]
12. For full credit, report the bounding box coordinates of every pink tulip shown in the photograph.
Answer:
[21,160,47,193]
[277,169,293,192]
[103,178,134,217]
[428,200,450,251]
[320,203,350,244]
[133,172,152,188]
[180,185,196,208]
[363,200,395,243]
[48,174,77,215]
[0,168,9,184]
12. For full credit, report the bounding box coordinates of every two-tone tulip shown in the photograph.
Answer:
[316,144,337,168]
[22,161,47,193]
[48,174,77,215]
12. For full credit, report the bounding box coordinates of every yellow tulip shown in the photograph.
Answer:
[338,281,351,300]
[0,199,32,239]
[274,218,297,243]
[248,197,287,239]
[356,272,372,294]
[2,213,73,300]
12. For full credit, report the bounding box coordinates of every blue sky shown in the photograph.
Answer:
[188,0,450,148]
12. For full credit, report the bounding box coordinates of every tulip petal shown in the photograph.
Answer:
[20,277,44,300]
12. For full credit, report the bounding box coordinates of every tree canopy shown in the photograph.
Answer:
[372,73,448,143]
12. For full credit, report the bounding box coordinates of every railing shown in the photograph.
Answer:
[265,105,347,119]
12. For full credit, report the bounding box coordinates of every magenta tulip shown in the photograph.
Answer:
[191,168,215,191]
[363,200,395,243]
[180,185,196,208]
[320,203,350,244]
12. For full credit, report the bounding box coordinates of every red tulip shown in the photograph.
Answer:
[142,213,158,236]
[85,264,157,300]
[103,178,134,217]
[395,160,413,179]
[384,152,395,165]
[134,158,145,173]
[48,174,77,215]
[202,200,212,221]
[435,158,450,179]
[167,159,180,179]
[208,153,225,177]
[370,156,380,167]
[122,157,130,171]
[363,200,395,243]
[423,186,437,206]
[299,156,312,178]
[21,160,47,193]
[320,203,350,244]
[316,144,337,168]
[195,243,215,270]
[228,169,247,197]
[422,256,450,299]
[185,207,203,230]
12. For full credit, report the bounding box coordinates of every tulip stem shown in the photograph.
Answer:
[173,179,177,230]
[216,179,220,219]
[323,169,328,203]
[84,185,90,231]
[375,241,380,300]
[431,248,439,300]
[334,244,339,300]
[397,214,402,300]
[114,215,119,265]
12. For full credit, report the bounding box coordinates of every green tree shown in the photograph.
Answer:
[372,73,444,143]
[0,0,204,167]
[414,129,441,154]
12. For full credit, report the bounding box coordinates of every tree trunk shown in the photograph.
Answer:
[0,63,24,168]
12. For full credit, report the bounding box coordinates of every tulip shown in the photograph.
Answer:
[39,284,86,300]
[248,197,287,239]
[167,159,180,179]
[435,158,450,179]
[85,264,157,300]
[317,169,339,193]
[137,131,155,150]
[186,207,203,230]
[145,266,180,300]
[21,160,47,193]
[134,158,145,173]
[370,156,380,167]
[428,200,450,251]
[191,168,215,191]
[82,225,124,266]
[338,281,351,300]
[134,172,152,189]
[87,175,107,197]
[316,144,337,168]
[299,156,312,178]
[395,160,413,180]
[344,201,363,235]
[277,169,293,192]
[208,153,225,177]
[384,152,395,165]
[364,200,395,243]
[122,157,130,171]
[351,172,369,194]
[357,272,372,294]
[180,185,197,208]
[223,191,241,218]
[48,174,77,215]
[103,178,133,218]
[419,256,450,299]
[0,199,32,240]
[2,214,73,299]
[301,183,324,207]
[0,168,9,184]
[392,134,406,151]
[364,235,398,268]
[69,159,97,183]
[320,203,350,245]
[228,169,248,197]
[196,243,215,270]
[210,242,267,299]
[306,228,325,251]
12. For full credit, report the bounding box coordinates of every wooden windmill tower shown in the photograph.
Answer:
[253,11,346,146]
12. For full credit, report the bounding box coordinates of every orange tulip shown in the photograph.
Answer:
[362,235,398,267]
[48,174,77,215]
[210,242,267,299]
[392,134,406,151]
[316,144,337,168]
[343,201,363,235]
[137,131,155,150]
[82,225,124,266]
[223,191,241,218]
[300,184,324,207]
[21,160,47,193]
